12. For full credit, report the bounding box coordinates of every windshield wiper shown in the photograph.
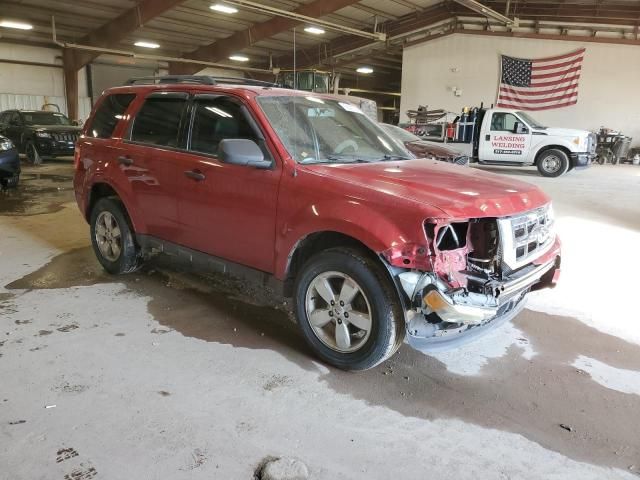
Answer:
[299,155,374,165]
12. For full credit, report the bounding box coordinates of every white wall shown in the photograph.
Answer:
[0,43,92,121]
[401,34,640,146]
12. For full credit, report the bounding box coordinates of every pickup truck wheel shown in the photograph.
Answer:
[25,140,42,165]
[90,197,141,274]
[537,149,569,177]
[294,248,404,371]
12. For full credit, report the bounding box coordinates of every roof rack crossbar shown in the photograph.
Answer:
[124,75,277,87]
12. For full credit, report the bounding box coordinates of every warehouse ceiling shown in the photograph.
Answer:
[1,0,640,91]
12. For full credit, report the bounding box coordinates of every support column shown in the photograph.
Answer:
[63,49,79,121]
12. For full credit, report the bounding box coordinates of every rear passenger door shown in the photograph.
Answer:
[174,94,280,273]
[123,92,190,241]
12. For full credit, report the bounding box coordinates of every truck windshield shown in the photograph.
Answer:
[517,111,546,129]
[22,112,71,126]
[257,96,412,164]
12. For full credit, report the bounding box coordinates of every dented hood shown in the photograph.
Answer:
[307,159,550,218]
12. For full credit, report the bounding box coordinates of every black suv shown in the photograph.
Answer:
[0,110,81,164]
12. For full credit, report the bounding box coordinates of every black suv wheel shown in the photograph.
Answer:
[90,197,141,274]
[25,140,43,165]
[294,248,405,371]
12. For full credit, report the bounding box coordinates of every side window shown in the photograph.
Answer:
[0,112,9,124]
[131,94,188,147]
[88,94,136,139]
[10,112,21,125]
[490,113,519,132]
[189,97,261,156]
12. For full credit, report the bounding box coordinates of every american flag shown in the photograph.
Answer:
[496,48,585,111]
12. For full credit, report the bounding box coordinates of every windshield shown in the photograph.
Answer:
[257,96,412,164]
[381,123,421,143]
[22,111,71,126]
[517,111,546,129]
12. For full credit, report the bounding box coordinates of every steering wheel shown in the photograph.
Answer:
[334,139,358,155]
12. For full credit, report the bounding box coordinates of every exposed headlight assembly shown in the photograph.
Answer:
[0,139,14,151]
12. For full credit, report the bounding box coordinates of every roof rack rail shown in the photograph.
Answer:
[124,75,277,87]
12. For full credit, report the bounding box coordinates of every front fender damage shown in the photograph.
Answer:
[379,217,560,353]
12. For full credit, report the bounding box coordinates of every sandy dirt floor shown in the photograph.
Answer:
[1,159,639,479]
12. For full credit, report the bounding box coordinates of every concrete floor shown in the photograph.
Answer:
[1,160,639,479]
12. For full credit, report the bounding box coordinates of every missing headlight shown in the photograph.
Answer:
[434,222,468,251]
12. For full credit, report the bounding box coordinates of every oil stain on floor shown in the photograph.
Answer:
[7,246,640,473]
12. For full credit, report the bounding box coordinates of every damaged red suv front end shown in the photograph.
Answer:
[297,159,561,353]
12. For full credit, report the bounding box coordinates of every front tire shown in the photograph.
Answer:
[25,140,42,165]
[90,197,141,274]
[294,248,405,371]
[537,149,569,177]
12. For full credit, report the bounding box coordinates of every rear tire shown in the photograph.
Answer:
[90,197,141,274]
[537,149,569,177]
[294,248,405,371]
[25,140,42,165]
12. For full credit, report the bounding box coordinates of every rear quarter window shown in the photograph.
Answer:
[88,93,136,139]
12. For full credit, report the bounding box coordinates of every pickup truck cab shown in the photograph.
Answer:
[472,108,596,177]
[74,76,561,371]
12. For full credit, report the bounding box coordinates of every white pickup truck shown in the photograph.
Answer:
[467,108,597,177]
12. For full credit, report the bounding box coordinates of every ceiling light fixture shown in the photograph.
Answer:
[304,26,325,35]
[134,41,160,49]
[229,55,249,62]
[0,20,33,30]
[356,66,374,74]
[211,4,239,14]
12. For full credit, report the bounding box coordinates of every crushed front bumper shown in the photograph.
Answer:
[398,252,560,353]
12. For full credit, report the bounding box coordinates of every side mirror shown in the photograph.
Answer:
[218,139,271,169]
[514,122,528,134]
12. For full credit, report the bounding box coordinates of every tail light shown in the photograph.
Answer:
[73,144,81,170]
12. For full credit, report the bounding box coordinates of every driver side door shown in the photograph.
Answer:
[174,94,281,273]
[480,112,531,163]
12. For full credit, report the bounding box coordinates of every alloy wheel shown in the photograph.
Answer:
[304,271,372,353]
[95,211,122,262]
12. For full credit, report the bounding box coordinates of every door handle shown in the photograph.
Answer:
[117,156,133,166]
[485,134,490,141]
[184,170,205,181]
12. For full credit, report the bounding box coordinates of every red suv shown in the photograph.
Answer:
[74,76,561,371]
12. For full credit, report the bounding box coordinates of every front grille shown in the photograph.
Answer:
[52,132,79,142]
[587,132,597,154]
[497,204,555,270]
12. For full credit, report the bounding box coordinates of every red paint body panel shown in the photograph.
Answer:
[74,83,559,284]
